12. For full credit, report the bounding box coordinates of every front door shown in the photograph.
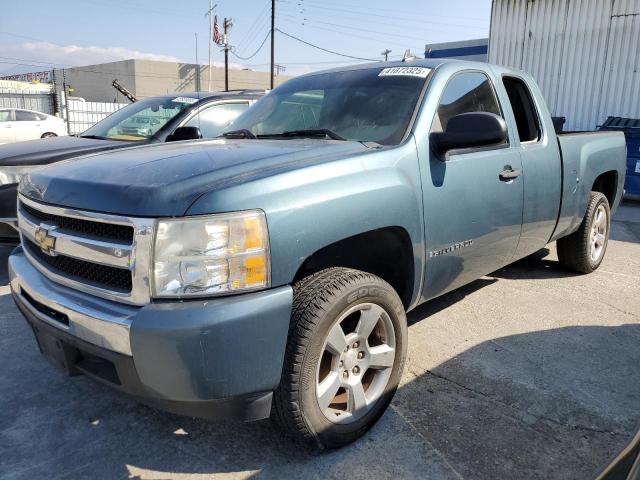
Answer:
[0,110,15,144]
[420,71,524,300]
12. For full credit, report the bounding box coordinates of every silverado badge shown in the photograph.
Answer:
[34,227,56,254]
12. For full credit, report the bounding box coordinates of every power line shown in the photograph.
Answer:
[230,31,271,60]
[276,29,379,62]
[234,1,271,52]
[277,0,489,28]
[279,19,420,50]
[278,13,432,43]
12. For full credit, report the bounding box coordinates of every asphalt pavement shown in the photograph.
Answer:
[1,202,639,480]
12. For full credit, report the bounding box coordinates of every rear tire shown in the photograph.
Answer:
[557,191,610,273]
[41,132,57,138]
[272,267,407,449]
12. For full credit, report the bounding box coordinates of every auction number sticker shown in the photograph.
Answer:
[379,67,431,78]
[172,96,198,104]
[636,159,640,174]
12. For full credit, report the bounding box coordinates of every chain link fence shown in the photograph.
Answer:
[66,98,127,135]
[0,87,128,135]
[0,90,55,115]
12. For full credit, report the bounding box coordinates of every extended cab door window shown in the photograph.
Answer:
[431,72,504,140]
[502,76,541,143]
[185,102,250,138]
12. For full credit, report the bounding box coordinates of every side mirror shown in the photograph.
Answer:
[166,126,202,142]
[430,112,507,157]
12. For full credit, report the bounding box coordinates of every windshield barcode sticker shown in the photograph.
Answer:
[379,67,431,78]
[172,97,198,104]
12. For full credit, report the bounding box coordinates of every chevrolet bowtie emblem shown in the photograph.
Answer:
[34,227,56,254]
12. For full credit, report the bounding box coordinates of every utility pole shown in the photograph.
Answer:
[381,49,392,62]
[205,1,217,91]
[224,18,233,91]
[270,0,275,89]
[275,64,286,76]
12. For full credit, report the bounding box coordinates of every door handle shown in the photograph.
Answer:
[499,165,521,181]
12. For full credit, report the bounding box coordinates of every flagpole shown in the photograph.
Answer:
[208,0,212,91]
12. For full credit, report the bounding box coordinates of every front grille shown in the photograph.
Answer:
[21,202,134,243]
[24,238,132,292]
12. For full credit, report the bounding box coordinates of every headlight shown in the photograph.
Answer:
[0,166,36,186]
[152,210,270,297]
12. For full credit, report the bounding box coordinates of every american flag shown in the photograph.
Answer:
[213,16,222,45]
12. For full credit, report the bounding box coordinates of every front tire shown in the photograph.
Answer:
[273,268,407,449]
[41,132,57,139]
[557,191,611,273]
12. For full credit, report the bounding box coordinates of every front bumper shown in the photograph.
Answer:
[9,248,293,421]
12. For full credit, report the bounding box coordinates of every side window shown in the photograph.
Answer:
[185,102,250,138]
[15,110,40,121]
[0,110,11,122]
[431,72,503,133]
[502,76,541,143]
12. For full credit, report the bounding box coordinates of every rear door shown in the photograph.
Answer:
[0,110,15,143]
[501,75,562,259]
[421,71,524,299]
[14,110,44,141]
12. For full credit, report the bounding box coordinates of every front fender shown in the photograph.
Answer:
[186,140,425,307]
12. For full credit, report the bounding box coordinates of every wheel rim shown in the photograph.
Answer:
[590,204,608,262]
[315,302,396,424]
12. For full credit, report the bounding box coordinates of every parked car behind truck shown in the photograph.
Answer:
[0,90,263,242]
[9,59,626,449]
[0,109,67,144]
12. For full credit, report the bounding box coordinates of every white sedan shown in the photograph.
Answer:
[0,109,68,144]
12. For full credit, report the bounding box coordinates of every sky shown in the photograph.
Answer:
[0,0,492,78]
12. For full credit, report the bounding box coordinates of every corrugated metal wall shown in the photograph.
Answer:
[489,0,640,131]
[599,0,640,121]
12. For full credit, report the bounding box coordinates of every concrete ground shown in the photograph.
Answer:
[1,202,639,480]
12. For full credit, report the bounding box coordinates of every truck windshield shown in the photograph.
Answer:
[81,96,197,141]
[227,67,429,145]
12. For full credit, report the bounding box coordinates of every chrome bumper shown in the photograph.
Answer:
[9,249,137,356]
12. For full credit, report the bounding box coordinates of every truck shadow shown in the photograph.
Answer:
[1,234,638,479]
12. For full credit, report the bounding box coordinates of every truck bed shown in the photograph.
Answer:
[552,130,626,240]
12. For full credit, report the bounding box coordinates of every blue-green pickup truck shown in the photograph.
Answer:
[9,59,626,449]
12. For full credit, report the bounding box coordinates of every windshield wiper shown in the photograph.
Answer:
[222,129,257,139]
[260,129,346,141]
[79,134,109,140]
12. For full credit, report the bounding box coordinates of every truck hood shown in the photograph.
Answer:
[0,136,139,167]
[20,139,369,217]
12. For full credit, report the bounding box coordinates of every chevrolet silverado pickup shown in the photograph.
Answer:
[9,60,626,449]
[0,90,263,242]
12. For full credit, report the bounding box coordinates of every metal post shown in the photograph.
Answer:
[270,0,275,89]
[205,2,216,91]
[208,0,212,91]
[224,18,229,91]
[195,33,201,92]
[62,68,71,134]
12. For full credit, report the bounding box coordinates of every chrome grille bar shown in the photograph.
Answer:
[18,194,155,306]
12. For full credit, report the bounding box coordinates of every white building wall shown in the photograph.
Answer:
[489,0,640,131]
